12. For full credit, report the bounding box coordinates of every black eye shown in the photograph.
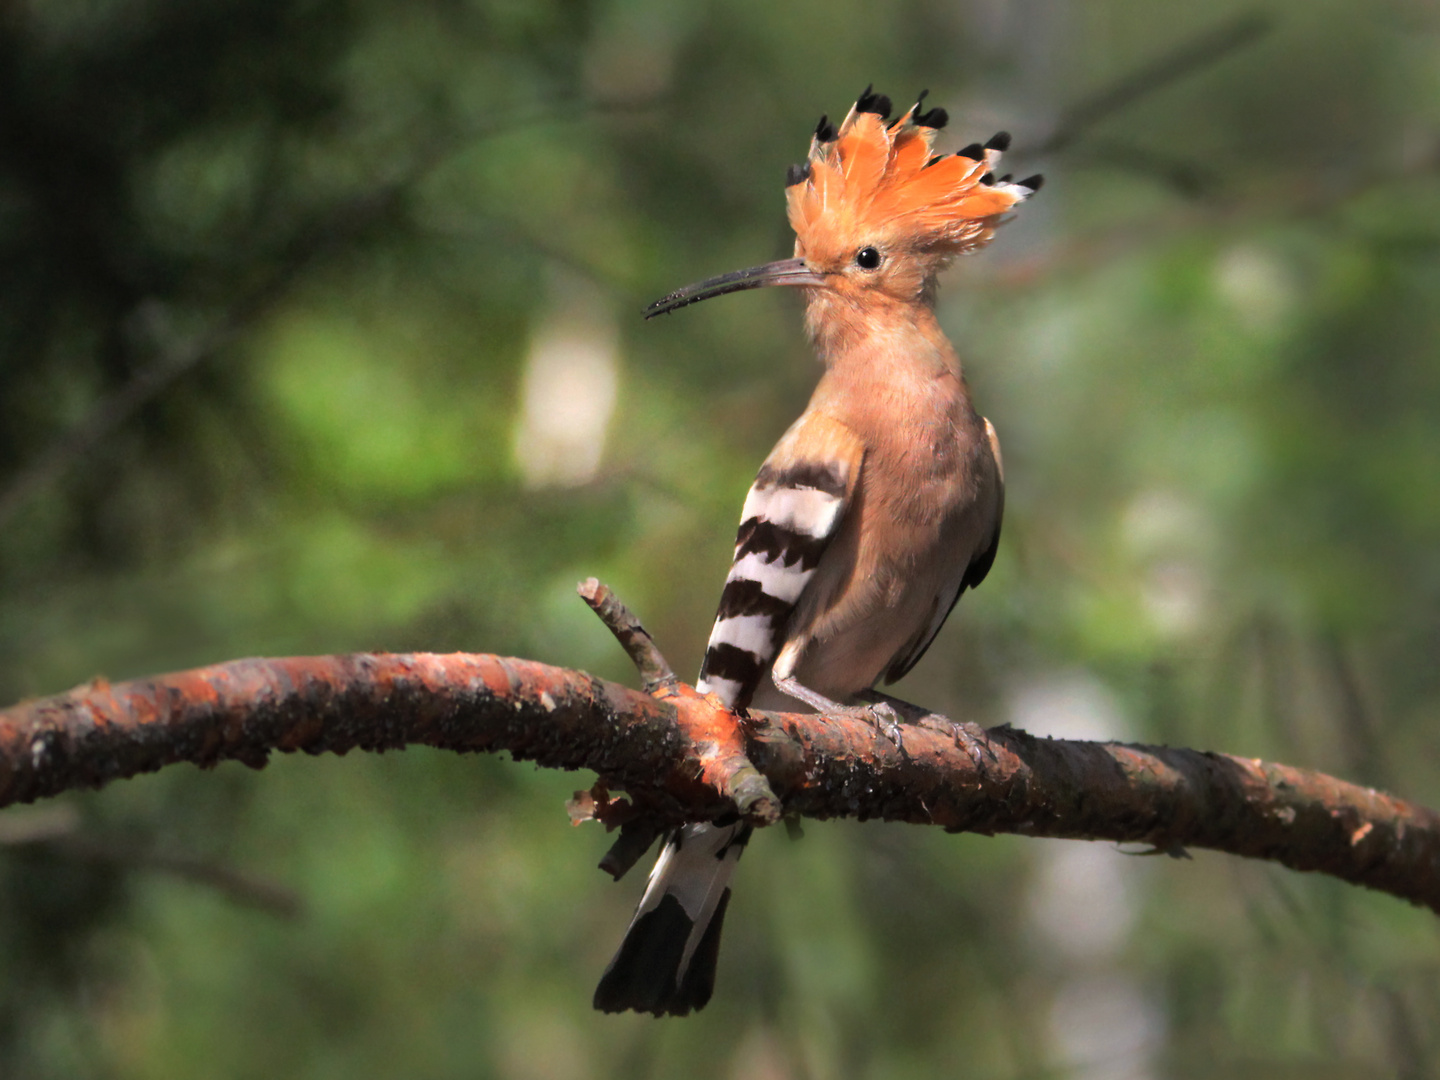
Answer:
[855,246,881,270]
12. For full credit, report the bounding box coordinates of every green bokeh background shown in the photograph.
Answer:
[4,0,1440,1076]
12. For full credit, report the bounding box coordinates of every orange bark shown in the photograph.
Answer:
[4,651,1440,914]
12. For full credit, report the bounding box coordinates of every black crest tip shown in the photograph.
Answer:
[984,131,1012,152]
[915,105,948,129]
[1018,174,1044,192]
[998,173,1013,184]
[979,171,995,186]
[958,142,984,160]
[855,85,892,119]
[786,162,812,187]
[813,114,837,143]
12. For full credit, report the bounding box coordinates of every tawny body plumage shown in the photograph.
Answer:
[594,86,1038,1017]
[775,310,1002,701]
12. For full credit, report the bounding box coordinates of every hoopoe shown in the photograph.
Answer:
[593,86,1041,1017]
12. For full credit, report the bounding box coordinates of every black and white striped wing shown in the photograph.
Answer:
[696,416,863,712]
[594,415,863,1016]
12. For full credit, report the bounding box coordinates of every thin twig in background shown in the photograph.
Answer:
[1034,12,1273,156]
[0,96,659,532]
[0,16,1277,527]
[0,804,301,918]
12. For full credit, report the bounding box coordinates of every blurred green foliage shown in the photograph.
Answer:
[4,0,1440,1076]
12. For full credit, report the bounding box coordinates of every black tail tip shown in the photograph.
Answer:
[592,892,727,1017]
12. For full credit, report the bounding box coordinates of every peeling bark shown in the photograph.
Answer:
[3,648,1439,913]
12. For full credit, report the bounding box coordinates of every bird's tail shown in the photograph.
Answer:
[593,820,752,1016]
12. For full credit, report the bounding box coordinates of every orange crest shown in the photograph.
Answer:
[785,87,1041,259]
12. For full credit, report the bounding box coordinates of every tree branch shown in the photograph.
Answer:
[1034,12,1272,156]
[577,576,677,693]
[2,639,1438,913]
[0,805,302,918]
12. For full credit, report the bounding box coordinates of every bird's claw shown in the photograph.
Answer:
[916,716,993,772]
[866,701,908,757]
[949,721,989,772]
[951,720,991,771]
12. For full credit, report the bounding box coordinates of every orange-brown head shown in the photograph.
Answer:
[646,86,1040,319]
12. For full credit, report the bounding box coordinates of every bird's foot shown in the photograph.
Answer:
[850,690,917,754]
[864,699,908,756]
[918,717,991,773]
[856,690,995,772]
[773,676,909,756]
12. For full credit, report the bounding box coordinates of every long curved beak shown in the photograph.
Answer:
[644,257,827,318]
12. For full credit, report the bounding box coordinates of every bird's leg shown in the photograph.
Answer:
[772,675,908,755]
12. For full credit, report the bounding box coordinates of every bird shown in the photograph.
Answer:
[593,85,1041,1017]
